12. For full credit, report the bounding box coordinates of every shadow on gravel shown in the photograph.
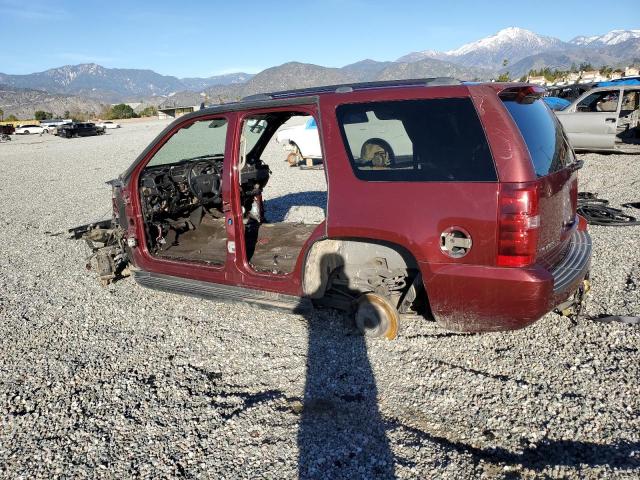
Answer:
[391,419,640,471]
[297,253,396,479]
[264,191,327,222]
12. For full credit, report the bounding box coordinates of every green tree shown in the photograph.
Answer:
[6,114,18,122]
[64,110,70,119]
[599,65,613,77]
[496,72,511,82]
[108,103,137,119]
[0,107,3,121]
[138,105,158,117]
[34,110,53,121]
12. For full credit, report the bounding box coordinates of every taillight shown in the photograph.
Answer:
[497,182,540,267]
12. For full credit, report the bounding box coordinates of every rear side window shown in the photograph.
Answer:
[502,98,574,177]
[336,98,496,182]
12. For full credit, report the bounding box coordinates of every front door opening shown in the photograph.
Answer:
[139,117,235,266]
[238,112,327,274]
[618,89,640,145]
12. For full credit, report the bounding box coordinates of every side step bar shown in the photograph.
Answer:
[133,270,312,313]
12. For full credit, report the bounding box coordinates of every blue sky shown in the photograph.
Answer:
[1,0,638,77]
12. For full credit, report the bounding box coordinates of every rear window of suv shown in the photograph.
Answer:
[336,98,496,182]
[502,97,575,177]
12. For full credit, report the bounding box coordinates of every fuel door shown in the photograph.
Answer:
[440,227,472,259]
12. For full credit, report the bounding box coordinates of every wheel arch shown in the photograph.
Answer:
[287,139,305,157]
[301,237,422,299]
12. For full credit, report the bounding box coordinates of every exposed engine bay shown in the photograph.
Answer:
[140,154,270,261]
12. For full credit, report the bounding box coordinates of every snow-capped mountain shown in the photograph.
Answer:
[398,27,568,70]
[446,27,563,57]
[1,25,639,113]
[397,26,640,72]
[570,29,640,46]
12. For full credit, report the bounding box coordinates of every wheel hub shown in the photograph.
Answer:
[355,293,399,340]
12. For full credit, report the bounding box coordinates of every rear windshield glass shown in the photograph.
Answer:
[502,98,574,177]
[336,98,496,182]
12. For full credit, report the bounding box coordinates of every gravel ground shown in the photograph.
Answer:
[0,122,639,479]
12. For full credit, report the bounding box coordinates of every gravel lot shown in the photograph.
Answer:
[1,121,639,479]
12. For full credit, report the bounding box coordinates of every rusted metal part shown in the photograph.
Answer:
[355,292,399,340]
[555,278,591,321]
[69,221,129,286]
[287,152,300,166]
[67,219,113,239]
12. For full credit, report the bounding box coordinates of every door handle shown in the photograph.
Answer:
[605,118,617,123]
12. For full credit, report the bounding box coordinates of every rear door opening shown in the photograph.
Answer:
[235,110,327,276]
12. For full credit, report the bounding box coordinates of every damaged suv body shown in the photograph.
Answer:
[74,79,591,337]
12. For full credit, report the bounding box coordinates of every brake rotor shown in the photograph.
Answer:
[355,293,399,340]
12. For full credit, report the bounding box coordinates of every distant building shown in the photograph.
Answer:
[579,70,604,83]
[625,66,639,77]
[157,92,207,119]
[527,75,547,85]
[566,72,581,83]
[610,72,623,80]
[158,103,203,120]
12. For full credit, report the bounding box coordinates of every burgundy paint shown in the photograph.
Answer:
[117,83,589,332]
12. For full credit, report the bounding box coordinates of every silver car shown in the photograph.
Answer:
[555,85,640,153]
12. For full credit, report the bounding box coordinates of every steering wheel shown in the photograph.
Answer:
[187,161,220,204]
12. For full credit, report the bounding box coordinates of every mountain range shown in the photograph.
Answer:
[1,27,638,118]
[398,27,640,73]
[0,64,252,102]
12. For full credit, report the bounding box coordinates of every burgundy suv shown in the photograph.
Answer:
[74,79,591,338]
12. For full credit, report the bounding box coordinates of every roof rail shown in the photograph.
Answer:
[241,77,461,102]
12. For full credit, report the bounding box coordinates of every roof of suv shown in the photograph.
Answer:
[122,79,538,183]
[186,78,534,120]
[240,77,463,101]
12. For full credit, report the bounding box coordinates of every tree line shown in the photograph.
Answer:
[495,60,630,83]
[0,104,158,122]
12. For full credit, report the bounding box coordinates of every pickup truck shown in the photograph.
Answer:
[56,122,106,138]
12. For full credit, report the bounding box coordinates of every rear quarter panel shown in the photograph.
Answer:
[319,86,508,266]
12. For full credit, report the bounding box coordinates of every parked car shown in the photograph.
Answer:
[276,116,322,165]
[40,118,72,128]
[555,85,640,152]
[543,96,571,111]
[15,124,48,135]
[56,122,106,138]
[95,121,121,129]
[40,119,72,135]
[72,79,591,338]
[0,124,14,141]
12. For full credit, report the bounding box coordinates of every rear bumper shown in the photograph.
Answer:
[549,229,591,297]
[420,228,592,332]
